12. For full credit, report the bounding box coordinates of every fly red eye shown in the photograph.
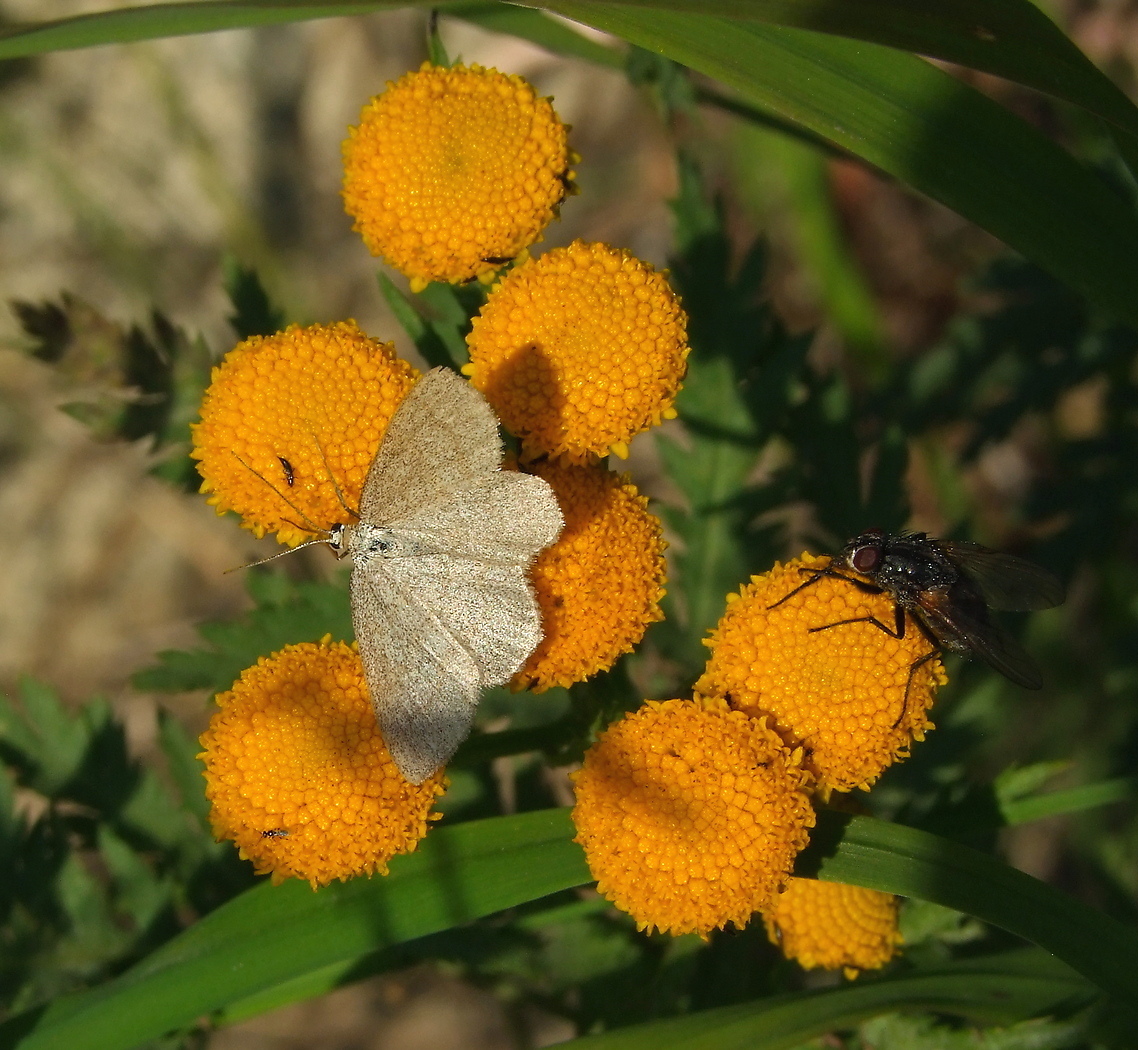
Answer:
[851,546,880,573]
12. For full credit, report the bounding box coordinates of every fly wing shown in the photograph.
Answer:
[359,368,502,524]
[350,551,546,783]
[939,541,1063,611]
[350,560,482,784]
[958,621,1044,690]
[916,589,1044,690]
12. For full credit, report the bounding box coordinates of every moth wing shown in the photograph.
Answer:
[359,368,502,524]
[386,551,545,687]
[350,560,482,784]
[393,470,563,564]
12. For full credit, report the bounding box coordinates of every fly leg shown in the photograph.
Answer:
[807,598,907,639]
[808,603,937,729]
[894,648,940,729]
[767,562,883,610]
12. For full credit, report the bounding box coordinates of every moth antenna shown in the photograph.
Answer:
[308,428,360,521]
[223,536,332,575]
[231,452,327,533]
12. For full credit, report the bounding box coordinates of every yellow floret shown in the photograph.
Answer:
[342,62,573,289]
[695,554,945,794]
[464,241,688,461]
[513,460,666,691]
[190,321,418,546]
[572,699,816,937]
[199,640,444,887]
[763,878,902,978]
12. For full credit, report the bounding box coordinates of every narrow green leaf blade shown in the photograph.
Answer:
[0,2,410,57]
[565,0,1138,143]
[4,0,1135,160]
[5,809,589,1050]
[555,950,1094,1049]
[7,809,1136,1048]
[542,6,1138,327]
[801,811,1138,1005]
[1002,775,1138,826]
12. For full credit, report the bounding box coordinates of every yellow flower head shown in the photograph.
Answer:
[342,62,573,291]
[572,699,816,937]
[763,878,902,978]
[695,554,945,794]
[464,241,689,462]
[191,321,418,546]
[513,459,666,692]
[199,640,444,887]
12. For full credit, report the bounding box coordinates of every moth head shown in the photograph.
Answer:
[327,523,349,558]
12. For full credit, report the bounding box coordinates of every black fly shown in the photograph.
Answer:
[771,529,1063,691]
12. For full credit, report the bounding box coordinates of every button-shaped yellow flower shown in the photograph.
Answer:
[199,640,444,887]
[695,554,945,794]
[342,62,573,291]
[513,459,666,691]
[572,699,816,937]
[763,878,902,978]
[465,241,688,462]
[191,321,418,547]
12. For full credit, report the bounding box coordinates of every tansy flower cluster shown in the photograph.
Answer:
[343,62,574,292]
[514,459,666,692]
[762,878,902,979]
[570,552,936,964]
[191,321,417,548]
[465,240,689,463]
[193,62,684,885]
[696,554,943,795]
[571,701,815,937]
[199,640,444,887]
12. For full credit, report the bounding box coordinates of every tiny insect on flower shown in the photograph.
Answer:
[277,456,295,487]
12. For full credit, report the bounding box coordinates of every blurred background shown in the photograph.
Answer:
[0,1,1133,1046]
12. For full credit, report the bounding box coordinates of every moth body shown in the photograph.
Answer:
[327,369,562,784]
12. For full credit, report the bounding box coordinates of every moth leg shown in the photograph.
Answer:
[307,424,359,521]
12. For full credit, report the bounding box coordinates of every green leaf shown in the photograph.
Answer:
[376,273,471,370]
[540,5,1138,328]
[1002,775,1138,826]
[0,679,90,796]
[4,0,1136,157]
[551,950,1094,1049]
[4,810,589,1050]
[733,122,886,380]
[0,2,401,57]
[578,0,1138,144]
[133,573,352,694]
[156,711,212,831]
[223,258,286,339]
[449,2,622,67]
[8,810,1138,1049]
[415,281,483,367]
[800,811,1138,1005]
[657,156,810,671]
